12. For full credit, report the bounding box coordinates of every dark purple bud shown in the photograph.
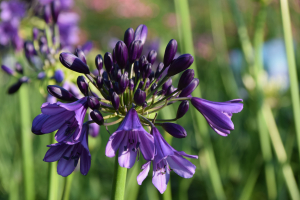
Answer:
[167,54,194,76]
[161,123,187,138]
[115,41,128,69]
[24,41,37,63]
[75,48,87,64]
[1,65,15,75]
[32,28,39,40]
[77,76,89,96]
[53,69,64,83]
[166,85,175,96]
[47,85,78,101]
[164,39,178,67]
[151,83,157,91]
[37,72,46,79]
[60,53,90,74]
[155,62,164,78]
[162,78,172,91]
[176,100,189,119]
[95,54,103,71]
[149,71,155,82]
[129,40,142,63]
[112,48,117,64]
[43,5,52,24]
[88,96,100,110]
[90,110,104,125]
[147,50,157,65]
[179,78,199,97]
[111,92,120,110]
[104,52,113,73]
[102,71,109,80]
[143,63,152,79]
[134,61,139,74]
[105,80,113,89]
[51,0,61,23]
[134,24,148,45]
[119,73,129,93]
[129,79,134,90]
[124,28,134,48]
[114,68,122,82]
[145,78,150,89]
[178,69,195,90]
[142,101,147,108]
[139,55,148,72]
[8,81,22,94]
[134,88,146,106]
[15,63,23,74]
[96,76,103,89]
[113,82,121,94]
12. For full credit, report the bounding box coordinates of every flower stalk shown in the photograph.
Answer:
[111,153,128,200]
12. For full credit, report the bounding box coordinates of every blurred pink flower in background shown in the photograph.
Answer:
[195,34,214,60]
[85,0,153,18]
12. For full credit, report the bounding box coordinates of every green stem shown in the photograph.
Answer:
[19,84,35,200]
[174,0,226,199]
[62,174,74,200]
[280,0,300,162]
[111,154,128,200]
[48,135,59,200]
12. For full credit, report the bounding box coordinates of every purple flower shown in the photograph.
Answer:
[88,114,100,137]
[105,108,154,168]
[0,0,26,22]
[137,127,197,194]
[31,97,88,144]
[53,69,64,83]
[58,12,79,48]
[43,123,91,177]
[191,98,243,136]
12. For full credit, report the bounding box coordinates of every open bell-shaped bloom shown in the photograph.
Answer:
[31,97,88,144]
[137,127,197,194]
[43,124,91,177]
[191,97,243,136]
[105,108,154,168]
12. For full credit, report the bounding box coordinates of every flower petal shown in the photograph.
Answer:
[41,112,75,133]
[105,131,126,157]
[58,97,88,111]
[137,161,151,185]
[152,166,170,194]
[138,131,154,161]
[80,148,91,175]
[43,143,70,162]
[118,133,137,168]
[167,154,196,178]
[32,114,50,135]
[152,127,174,162]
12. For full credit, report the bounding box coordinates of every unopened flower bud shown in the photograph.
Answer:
[53,69,64,83]
[129,40,142,63]
[124,28,134,48]
[151,83,157,91]
[167,54,194,76]
[176,101,189,119]
[43,5,51,24]
[179,78,199,97]
[88,96,100,110]
[47,85,78,101]
[60,52,90,74]
[115,41,128,69]
[90,110,104,125]
[32,28,39,40]
[111,92,120,110]
[134,89,146,106]
[104,52,113,73]
[134,24,148,45]
[139,55,148,73]
[113,82,121,94]
[147,50,157,65]
[15,63,23,74]
[129,79,134,90]
[51,0,61,23]
[8,81,22,94]
[162,78,172,92]
[77,76,89,96]
[142,101,147,108]
[166,85,175,97]
[1,65,15,75]
[143,63,152,79]
[119,73,129,94]
[178,69,194,90]
[164,39,178,67]
[95,54,103,71]
[75,48,87,64]
[96,76,103,89]
[37,72,46,79]
[161,123,187,138]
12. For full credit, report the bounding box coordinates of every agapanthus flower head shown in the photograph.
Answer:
[31,24,243,189]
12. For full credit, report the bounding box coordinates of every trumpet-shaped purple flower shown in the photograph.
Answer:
[32,97,88,144]
[43,123,91,177]
[105,108,154,168]
[191,97,243,136]
[137,127,197,194]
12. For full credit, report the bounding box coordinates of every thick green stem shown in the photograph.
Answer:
[62,174,74,200]
[111,154,128,200]
[19,84,35,200]
[280,0,300,162]
[48,135,59,200]
[174,0,226,199]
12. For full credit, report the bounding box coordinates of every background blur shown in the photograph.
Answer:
[1,0,300,199]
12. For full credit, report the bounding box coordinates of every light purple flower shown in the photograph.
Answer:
[88,114,99,137]
[43,123,91,177]
[53,69,64,83]
[58,12,79,48]
[39,0,73,10]
[32,97,88,144]
[0,0,26,22]
[191,97,243,136]
[137,127,197,194]
[105,108,154,168]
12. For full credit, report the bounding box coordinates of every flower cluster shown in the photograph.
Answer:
[31,24,243,193]
[1,0,91,96]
